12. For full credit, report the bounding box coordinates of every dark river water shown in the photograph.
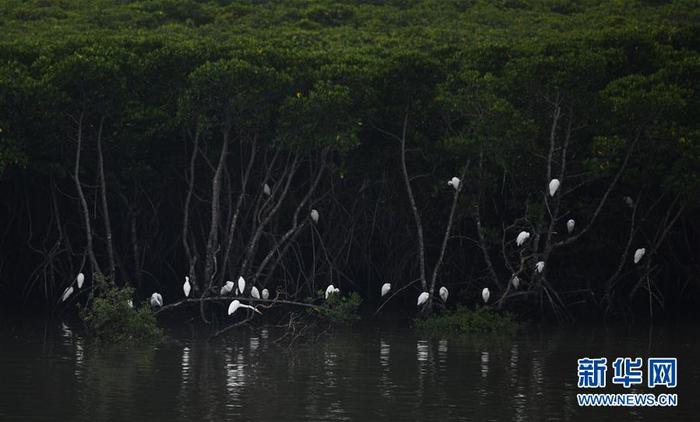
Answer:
[0,318,697,421]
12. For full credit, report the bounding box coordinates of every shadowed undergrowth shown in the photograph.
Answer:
[415,307,518,336]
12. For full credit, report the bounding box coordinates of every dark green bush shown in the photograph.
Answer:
[415,306,517,336]
[315,291,363,324]
[81,273,163,343]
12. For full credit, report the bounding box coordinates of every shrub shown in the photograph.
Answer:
[81,273,162,343]
[415,306,517,336]
[315,291,363,324]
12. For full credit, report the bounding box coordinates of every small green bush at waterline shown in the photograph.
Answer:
[315,291,363,324]
[81,273,163,343]
[415,307,517,336]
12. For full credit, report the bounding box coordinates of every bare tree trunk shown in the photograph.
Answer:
[183,129,200,291]
[397,113,428,291]
[203,128,230,287]
[96,116,116,280]
[429,162,469,298]
[220,137,259,284]
[73,112,100,275]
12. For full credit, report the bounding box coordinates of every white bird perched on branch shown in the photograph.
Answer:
[221,280,234,295]
[76,273,85,289]
[183,276,191,297]
[634,248,646,264]
[439,286,449,302]
[482,288,490,303]
[261,288,269,300]
[516,231,530,246]
[567,219,575,234]
[548,179,560,197]
[381,283,391,297]
[624,196,634,208]
[263,183,271,196]
[447,177,460,191]
[251,286,260,299]
[325,284,336,299]
[150,292,163,308]
[61,286,74,302]
[535,261,545,273]
[238,276,246,295]
[310,209,319,223]
[228,300,262,315]
[511,275,520,289]
[417,292,429,306]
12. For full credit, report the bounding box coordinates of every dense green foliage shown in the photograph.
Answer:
[415,307,517,335]
[81,273,162,342]
[316,291,363,324]
[0,0,697,322]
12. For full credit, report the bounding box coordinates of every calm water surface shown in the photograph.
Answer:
[0,319,698,421]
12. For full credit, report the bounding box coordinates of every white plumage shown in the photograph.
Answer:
[261,288,269,300]
[150,292,163,308]
[228,300,262,315]
[439,286,449,302]
[567,219,575,233]
[310,209,319,223]
[251,286,260,299]
[535,261,545,273]
[238,276,246,295]
[624,196,634,207]
[325,284,336,299]
[417,292,429,306]
[61,286,74,302]
[76,273,85,289]
[511,275,520,289]
[447,177,460,191]
[548,179,560,197]
[263,183,271,196]
[516,231,530,246]
[482,288,490,303]
[634,248,646,264]
[127,299,133,308]
[183,276,191,297]
[381,283,391,297]
[222,280,234,295]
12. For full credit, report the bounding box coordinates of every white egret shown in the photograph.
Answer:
[511,275,520,289]
[263,183,271,196]
[325,284,336,299]
[417,292,429,306]
[439,286,449,302]
[381,283,391,297]
[482,288,490,303]
[225,280,234,293]
[183,276,191,297]
[127,299,133,308]
[310,209,319,223]
[535,261,545,273]
[220,286,228,296]
[634,248,646,264]
[238,276,246,295]
[516,231,530,246]
[567,219,575,233]
[228,300,262,315]
[624,196,634,207]
[150,292,163,308]
[548,179,560,197]
[61,286,74,302]
[447,177,460,191]
[261,288,269,300]
[76,273,85,289]
[251,286,260,299]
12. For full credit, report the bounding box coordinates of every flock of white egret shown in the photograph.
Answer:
[60,176,649,317]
